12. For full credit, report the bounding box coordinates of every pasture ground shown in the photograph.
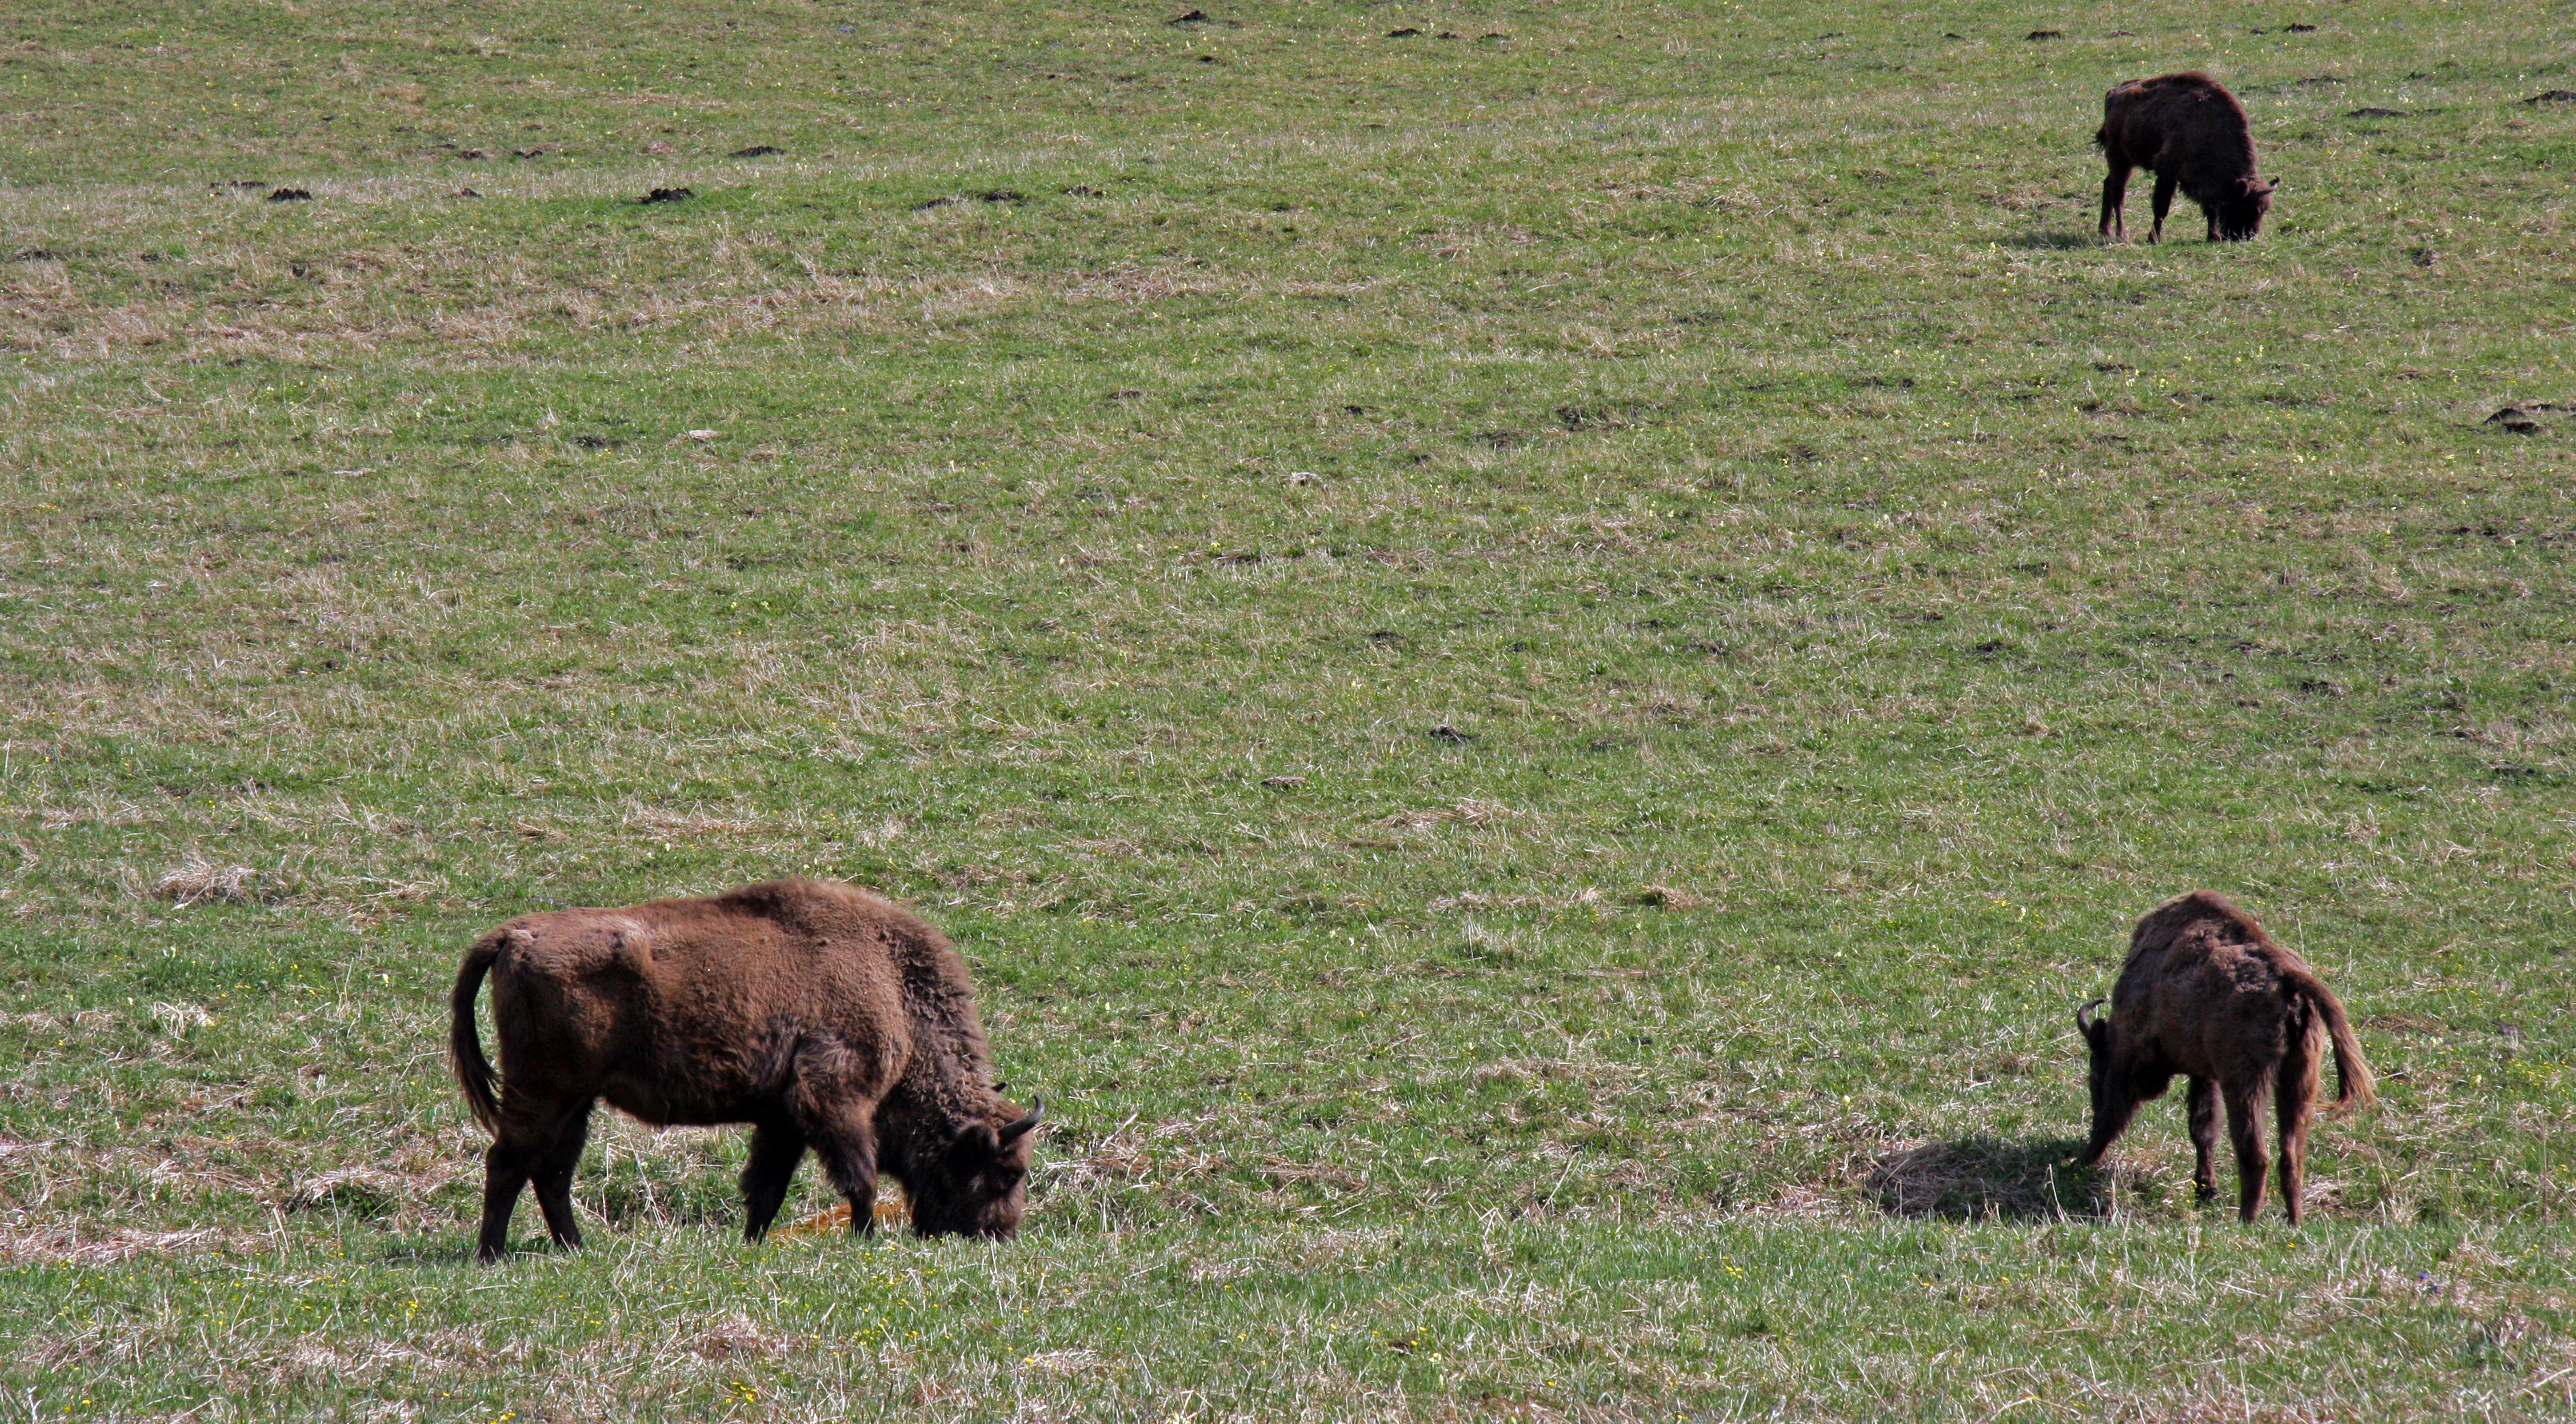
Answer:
[3,0,2573,1417]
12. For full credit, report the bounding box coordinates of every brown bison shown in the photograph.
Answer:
[450,878,1040,1261]
[2077,891,2373,1224]
[2096,72,2275,242]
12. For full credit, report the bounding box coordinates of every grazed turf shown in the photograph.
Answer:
[3,1,2573,1417]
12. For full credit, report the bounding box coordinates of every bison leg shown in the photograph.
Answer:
[783,1041,891,1237]
[530,1105,593,1251]
[2148,173,2179,243]
[476,1141,534,1263]
[479,1092,587,1261]
[799,1110,881,1235]
[739,1117,809,1243]
[2224,1081,2273,1223]
[2276,1035,2323,1227]
[2187,1077,2221,1199]
[2275,1089,2314,1228]
[2099,161,2133,241]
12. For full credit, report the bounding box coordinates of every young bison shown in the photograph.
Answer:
[2096,72,2275,242]
[450,879,1040,1261]
[2077,891,2373,1225]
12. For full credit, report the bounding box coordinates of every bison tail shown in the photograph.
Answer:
[2291,968,2377,1111]
[451,929,508,1135]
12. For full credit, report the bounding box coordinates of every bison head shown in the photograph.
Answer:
[2076,999,2113,1117]
[2215,177,2273,241]
[907,1099,1042,1239]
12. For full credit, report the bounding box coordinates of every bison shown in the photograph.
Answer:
[2076,891,2373,1224]
[2096,72,2275,242]
[449,878,1040,1261]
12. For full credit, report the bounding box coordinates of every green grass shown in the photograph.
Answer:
[4,0,2575,1416]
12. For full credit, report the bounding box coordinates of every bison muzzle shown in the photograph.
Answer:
[2076,891,2373,1225]
[450,878,1039,1261]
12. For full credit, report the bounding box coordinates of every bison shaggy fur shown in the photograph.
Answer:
[2077,891,2373,1225]
[2096,72,2275,242]
[451,878,1038,1261]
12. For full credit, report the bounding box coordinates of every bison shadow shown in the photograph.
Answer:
[2002,231,2101,250]
[367,1235,489,1266]
[1868,1135,2114,1221]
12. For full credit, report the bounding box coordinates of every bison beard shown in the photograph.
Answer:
[2096,72,2275,242]
[2076,891,2374,1225]
[450,879,1039,1261]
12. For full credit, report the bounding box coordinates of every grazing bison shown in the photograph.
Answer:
[2077,891,2373,1224]
[450,878,1040,1261]
[2096,72,2275,242]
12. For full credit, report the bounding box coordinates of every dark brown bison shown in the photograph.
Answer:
[2096,72,2275,242]
[2077,891,2372,1224]
[450,878,1040,1261]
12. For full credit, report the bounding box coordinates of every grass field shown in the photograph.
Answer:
[4,0,2574,1416]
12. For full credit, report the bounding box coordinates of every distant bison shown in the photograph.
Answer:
[2096,72,2275,242]
[451,879,1039,1261]
[2077,891,2373,1224]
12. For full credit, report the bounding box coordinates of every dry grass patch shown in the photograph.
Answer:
[150,853,257,905]
[1381,799,1517,832]
[0,1226,251,1267]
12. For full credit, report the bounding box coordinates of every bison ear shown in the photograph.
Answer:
[960,1123,1001,1159]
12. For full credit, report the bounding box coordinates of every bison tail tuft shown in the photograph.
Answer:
[2291,968,2377,1111]
[451,929,508,1135]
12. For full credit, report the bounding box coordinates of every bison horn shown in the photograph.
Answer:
[2075,997,2107,1034]
[998,1097,1044,1144]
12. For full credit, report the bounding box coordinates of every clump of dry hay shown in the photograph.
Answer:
[149,1001,212,1034]
[288,1167,411,1217]
[1018,1348,1106,1377]
[691,1313,799,1361]
[768,1195,909,1238]
[153,853,256,905]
